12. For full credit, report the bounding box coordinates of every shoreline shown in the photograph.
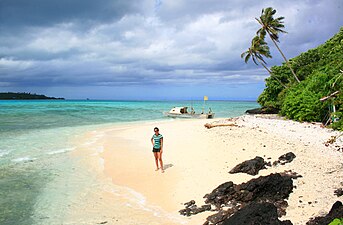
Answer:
[69,115,343,224]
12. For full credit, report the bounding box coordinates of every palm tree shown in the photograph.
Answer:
[241,36,287,88]
[256,7,300,83]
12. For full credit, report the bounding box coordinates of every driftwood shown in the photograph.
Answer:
[204,123,238,129]
[320,90,340,102]
[325,133,343,151]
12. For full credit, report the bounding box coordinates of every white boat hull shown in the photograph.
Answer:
[163,112,215,119]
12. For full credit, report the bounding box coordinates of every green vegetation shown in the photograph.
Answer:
[329,218,343,225]
[243,7,343,131]
[0,92,64,100]
[258,27,343,130]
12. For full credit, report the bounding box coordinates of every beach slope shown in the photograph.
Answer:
[70,115,343,225]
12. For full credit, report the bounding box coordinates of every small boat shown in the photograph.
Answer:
[163,106,215,119]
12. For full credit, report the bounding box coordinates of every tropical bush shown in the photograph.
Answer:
[258,27,343,130]
[280,72,332,122]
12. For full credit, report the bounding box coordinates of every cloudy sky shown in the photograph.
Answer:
[0,0,342,100]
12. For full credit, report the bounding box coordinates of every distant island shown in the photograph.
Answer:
[0,92,65,100]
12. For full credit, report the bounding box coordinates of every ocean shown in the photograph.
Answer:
[0,100,259,225]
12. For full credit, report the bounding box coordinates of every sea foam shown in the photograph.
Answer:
[12,156,36,163]
[47,147,75,155]
[0,150,10,158]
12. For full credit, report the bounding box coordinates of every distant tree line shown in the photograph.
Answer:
[0,92,65,100]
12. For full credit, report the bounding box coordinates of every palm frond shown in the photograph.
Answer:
[241,51,248,59]
[256,54,267,64]
[245,53,252,64]
[251,55,258,65]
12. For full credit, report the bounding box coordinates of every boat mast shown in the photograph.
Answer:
[203,96,208,114]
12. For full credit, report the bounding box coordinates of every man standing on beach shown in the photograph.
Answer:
[151,127,164,173]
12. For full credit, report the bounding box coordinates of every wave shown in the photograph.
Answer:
[12,156,36,163]
[47,147,76,155]
[0,150,10,158]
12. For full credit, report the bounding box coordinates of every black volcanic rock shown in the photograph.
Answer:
[273,152,296,166]
[245,107,279,114]
[184,200,196,208]
[334,188,343,197]
[229,156,268,175]
[206,209,235,225]
[178,200,212,216]
[223,202,293,225]
[180,173,295,224]
[193,173,293,224]
[233,173,293,204]
[306,201,343,225]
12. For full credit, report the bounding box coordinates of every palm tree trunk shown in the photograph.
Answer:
[256,57,287,88]
[268,32,300,83]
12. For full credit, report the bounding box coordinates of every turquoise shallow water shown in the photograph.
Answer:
[0,100,259,224]
[0,100,258,132]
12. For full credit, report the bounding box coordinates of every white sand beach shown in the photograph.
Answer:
[67,115,343,225]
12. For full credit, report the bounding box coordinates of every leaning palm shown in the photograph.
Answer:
[256,7,300,83]
[241,36,287,88]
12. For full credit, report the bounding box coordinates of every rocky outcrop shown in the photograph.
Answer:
[229,156,268,175]
[306,201,343,225]
[180,173,294,225]
[204,173,293,210]
[178,150,304,224]
[223,202,293,225]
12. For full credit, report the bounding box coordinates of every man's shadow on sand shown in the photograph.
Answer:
[164,163,174,171]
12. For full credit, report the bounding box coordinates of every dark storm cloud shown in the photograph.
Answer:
[0,0,342,92]
[0,0,138,29]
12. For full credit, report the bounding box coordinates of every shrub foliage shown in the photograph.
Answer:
[258,27,343,130]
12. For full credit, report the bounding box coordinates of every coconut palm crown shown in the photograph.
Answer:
[256,7,286,42]
[241,36,287,88]
[255,7,300,83]
[241,36,271,65]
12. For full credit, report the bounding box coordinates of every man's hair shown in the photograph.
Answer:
[154,127,159,131]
